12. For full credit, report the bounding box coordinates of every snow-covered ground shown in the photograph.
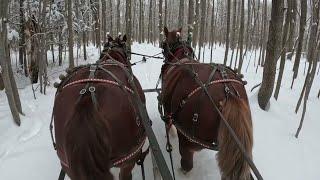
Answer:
[1,43,319,180]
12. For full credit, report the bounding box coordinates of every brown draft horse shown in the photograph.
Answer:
[160,27,253,180]
[52,35,147,180]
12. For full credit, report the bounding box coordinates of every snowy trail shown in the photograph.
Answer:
[1,43,320,180]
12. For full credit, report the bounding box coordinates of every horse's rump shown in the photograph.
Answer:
[161,62,247,143]
[53,64,146,171]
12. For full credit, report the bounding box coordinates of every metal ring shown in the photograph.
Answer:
[192,113,199,122]
[136,116,140,126]
[80,88,86,95]
[89,86,96,93]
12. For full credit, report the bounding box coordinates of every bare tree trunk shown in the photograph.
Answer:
[126,0,132,57]
[148,0,153,43]
[295,2,319,115]
[139,0,143,43]
[237,0,245,73]
[287,0,297,58]
[152,0,156,44]
[0,0,21,125]
[223,0,231,65]
[117,0,120,34]
[159,0,163,45]
[38,0,48,94]
[93,0,101,49]
[291,0,307,89]
[0,72,4,90]
[210,0,215,63]
[83,31,87,60]
[101,0,107,43]
[19,0,27,76]
[109,0,113,36]
[193,0,200,48]
[229,0,237,67]
[67,0,74,68]
[258,0,268,67]
[258,0,284,110]
[188,0,194,45]
[295,23,319,138]
[178,0,184,28]
[164,0,168,27]
[58,27,63,65]
[198,0,207,61]
[244,0,251,54]
[274,0,293,100]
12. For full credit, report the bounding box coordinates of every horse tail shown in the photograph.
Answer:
[64,96,114,180]
[217,95,253,180]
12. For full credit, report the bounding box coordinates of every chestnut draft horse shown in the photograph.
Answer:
[159,27,254,180]
[51,35,147,180]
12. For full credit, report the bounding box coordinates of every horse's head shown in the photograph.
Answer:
[99,35,130,66]
[161,27,193,63]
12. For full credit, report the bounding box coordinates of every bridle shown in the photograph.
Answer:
[99,41,131,66]
[161,38,194,64]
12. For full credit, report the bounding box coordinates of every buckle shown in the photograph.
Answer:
[80,88,87,95]
[89,86,96,93]
[192,113,199,122]
[89,65,97,72]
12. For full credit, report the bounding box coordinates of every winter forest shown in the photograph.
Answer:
[0,0,320,180]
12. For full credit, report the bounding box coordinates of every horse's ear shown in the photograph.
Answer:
[107,35,113,42]
[122,35,127,42]
[164,27,169,37]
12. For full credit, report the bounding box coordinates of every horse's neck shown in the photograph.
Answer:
[168,47,195,63]
[105,51,129,66]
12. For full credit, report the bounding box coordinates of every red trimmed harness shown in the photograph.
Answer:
[162,77,244,150]
[58,137,147,168]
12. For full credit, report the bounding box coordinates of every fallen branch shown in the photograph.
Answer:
[143,88,161,93]
[251,83,262,92]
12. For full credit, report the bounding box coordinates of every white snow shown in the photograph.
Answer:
[7,27,19,41]
[1,43,320,180]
